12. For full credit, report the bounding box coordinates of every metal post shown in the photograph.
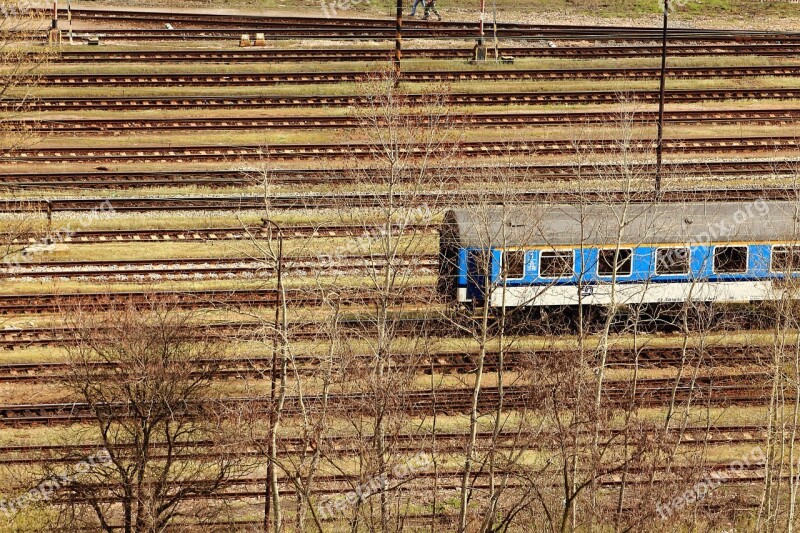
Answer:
[492,0,498,60]
[48,1,61,46]
[655,0,669,198]
[67,0,73,44]
[394,0,403,83]
[263,220,283,533]
[479,0,486,45]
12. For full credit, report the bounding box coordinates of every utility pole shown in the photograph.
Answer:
[655,0,669,198]
[479,0,486,44]
[492,0,498,60]
[394,0,403,83]
[473,0,488,61]
[263,220,283,533]
[67,0,73,44]
[48,0,61,45]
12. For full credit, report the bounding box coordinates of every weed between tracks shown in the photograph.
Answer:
[10,97,800,124]
[4,234,433,261]
[5,75,800,101]
[7,122,797,152]
[8,55,800,78]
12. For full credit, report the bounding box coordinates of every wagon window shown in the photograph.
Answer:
[714,246,748,274]
[598,249,632,277]
[656,247,690,275]
[502,251,526,279]
[539,251,573,278]
[771,246,800,272]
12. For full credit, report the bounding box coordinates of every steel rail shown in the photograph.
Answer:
[3,161,796,192]
[0,223,435,244]
[0,255,438,280]
[0,425,771,465]
[37,29,800,43]
[0,376,772,425]
[12,109,800,134]
[40,7,795,36]
[0,345,765,379]
[0,188,795,213]
[0,317,445,350]
[25,65,800,87]
[38,7,800,44]
[0,286,435,314]
[4,136,800,164]
[20,20,800,44]
[19,12,800,43]
[46,44,800,63]
[6,88,798,113]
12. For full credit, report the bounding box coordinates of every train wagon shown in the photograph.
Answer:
[439,201,800,308]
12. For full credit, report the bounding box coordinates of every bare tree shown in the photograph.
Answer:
[0,4,51,276]
[1,2,52,153]
[42,300,255,532]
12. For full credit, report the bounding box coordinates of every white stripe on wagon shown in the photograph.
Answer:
[490,280,782,307]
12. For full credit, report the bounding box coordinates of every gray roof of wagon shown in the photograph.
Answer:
[443,201,800,248]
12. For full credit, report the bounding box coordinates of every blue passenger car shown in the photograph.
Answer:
[438,201,800,308]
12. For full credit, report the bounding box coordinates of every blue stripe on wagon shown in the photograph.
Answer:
[456,244,790,300]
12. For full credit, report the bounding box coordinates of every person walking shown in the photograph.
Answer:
[409,0,425,17]
[422,0,442,21]
[423,0,442,21]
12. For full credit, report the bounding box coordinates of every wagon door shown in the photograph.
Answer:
[466,248,494,302]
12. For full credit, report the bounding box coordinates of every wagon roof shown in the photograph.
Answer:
[444,201,800,248]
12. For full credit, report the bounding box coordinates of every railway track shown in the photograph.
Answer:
[4,137,800,164]
[40,7,800,41]
[0,317,446,350]
[3,161,796,191]
[0,286,435,314]
[6,88,799,113]
[24,9,800,43]
[0,375,772,425]
[25,65,800,88]
[0,344,766,379]
[24,28,569,42]
[41,7,788,38]
[46,44,800,63]
[4,470,769,513]
[0,254,439,280]
[0,425,770,465]
[13,109,800,135]
[31,26,800,44]
[0,223,435,244]
[0,187,796,213]
[42,7,522,28]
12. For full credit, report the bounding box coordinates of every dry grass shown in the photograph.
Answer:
[5,75,799,103]
[8,55,800,78]
[7,119,796,152]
